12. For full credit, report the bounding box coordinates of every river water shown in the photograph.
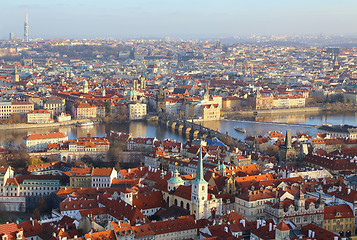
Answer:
[1,112,356,147]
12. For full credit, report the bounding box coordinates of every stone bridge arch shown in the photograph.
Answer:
[183,126,191,139]
[176,124,184,134]
[171,121,177,132]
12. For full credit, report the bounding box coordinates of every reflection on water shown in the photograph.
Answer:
[255,114,308,123]
[0,122,186,147]
[202,119,316,141]
[239,112,357,125]
[1,112,356,146]
[202,112,357,141]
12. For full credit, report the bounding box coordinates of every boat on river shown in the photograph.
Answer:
[77,121,94,127]
[234,126,246,133]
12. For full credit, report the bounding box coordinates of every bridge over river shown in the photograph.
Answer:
[158,115,245,149]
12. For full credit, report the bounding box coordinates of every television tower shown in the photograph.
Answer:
[24,10,29,41]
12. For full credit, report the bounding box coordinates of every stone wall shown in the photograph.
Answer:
[0,119,90,130]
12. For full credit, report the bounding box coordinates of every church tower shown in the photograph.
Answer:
[216,161,226,177]
[203,85,209,102]
[157,87,166,113]
[140,76,146,89]
[13,67,20,83]
[279,129,297,166]
[133,79,138,90]
[83,80,89,94]
[191,143,208,219]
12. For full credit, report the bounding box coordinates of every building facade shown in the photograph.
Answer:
[43,98,66,118]
[27,110,52,123]
[24,132,68,152]
[128,103,147,120]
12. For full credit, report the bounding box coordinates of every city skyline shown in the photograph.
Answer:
[1,0,357,40]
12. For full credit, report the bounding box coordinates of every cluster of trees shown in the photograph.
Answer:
[2,139,58,173]
[266,145,280,159]
[0,114,26,124]
[307,93,348,106]
[32,45,126,60]
[104,103,128,123]
[32,196,49,220]
[3,143,30,173]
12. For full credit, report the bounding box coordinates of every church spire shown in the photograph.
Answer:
[193,142,207,184]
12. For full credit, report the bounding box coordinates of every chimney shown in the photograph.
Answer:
[311,231,315,238]
[339,186,342,192]
[269,223,272,232]
[257,219,261,229]
[240,219,245,228]
[348,189,351,194]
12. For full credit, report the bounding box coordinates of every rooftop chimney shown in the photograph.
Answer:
[240,219,246,228]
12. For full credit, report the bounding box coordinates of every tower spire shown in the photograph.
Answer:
[24,10,29,42]
[193,142,207,184]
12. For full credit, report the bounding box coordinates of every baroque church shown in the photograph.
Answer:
[155,144,223,219]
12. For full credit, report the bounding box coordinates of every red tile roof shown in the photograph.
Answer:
[324,204,353,220]
[132,191,165,210]
[276,221,291,231]
[25,132,68,140]
[85,230,116,240]
[92,168,113,177]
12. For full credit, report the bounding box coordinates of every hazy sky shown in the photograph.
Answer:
[0,0,356,39]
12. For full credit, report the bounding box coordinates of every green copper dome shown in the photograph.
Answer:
[167,169,184,184]
[217,162,226,171]
[126,89,137,97]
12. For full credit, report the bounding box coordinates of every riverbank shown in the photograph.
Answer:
[0,119,91,130]
[224,107,322,118]
[224,106,357,119]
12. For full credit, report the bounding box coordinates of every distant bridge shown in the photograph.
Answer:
[158,115,244,149]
